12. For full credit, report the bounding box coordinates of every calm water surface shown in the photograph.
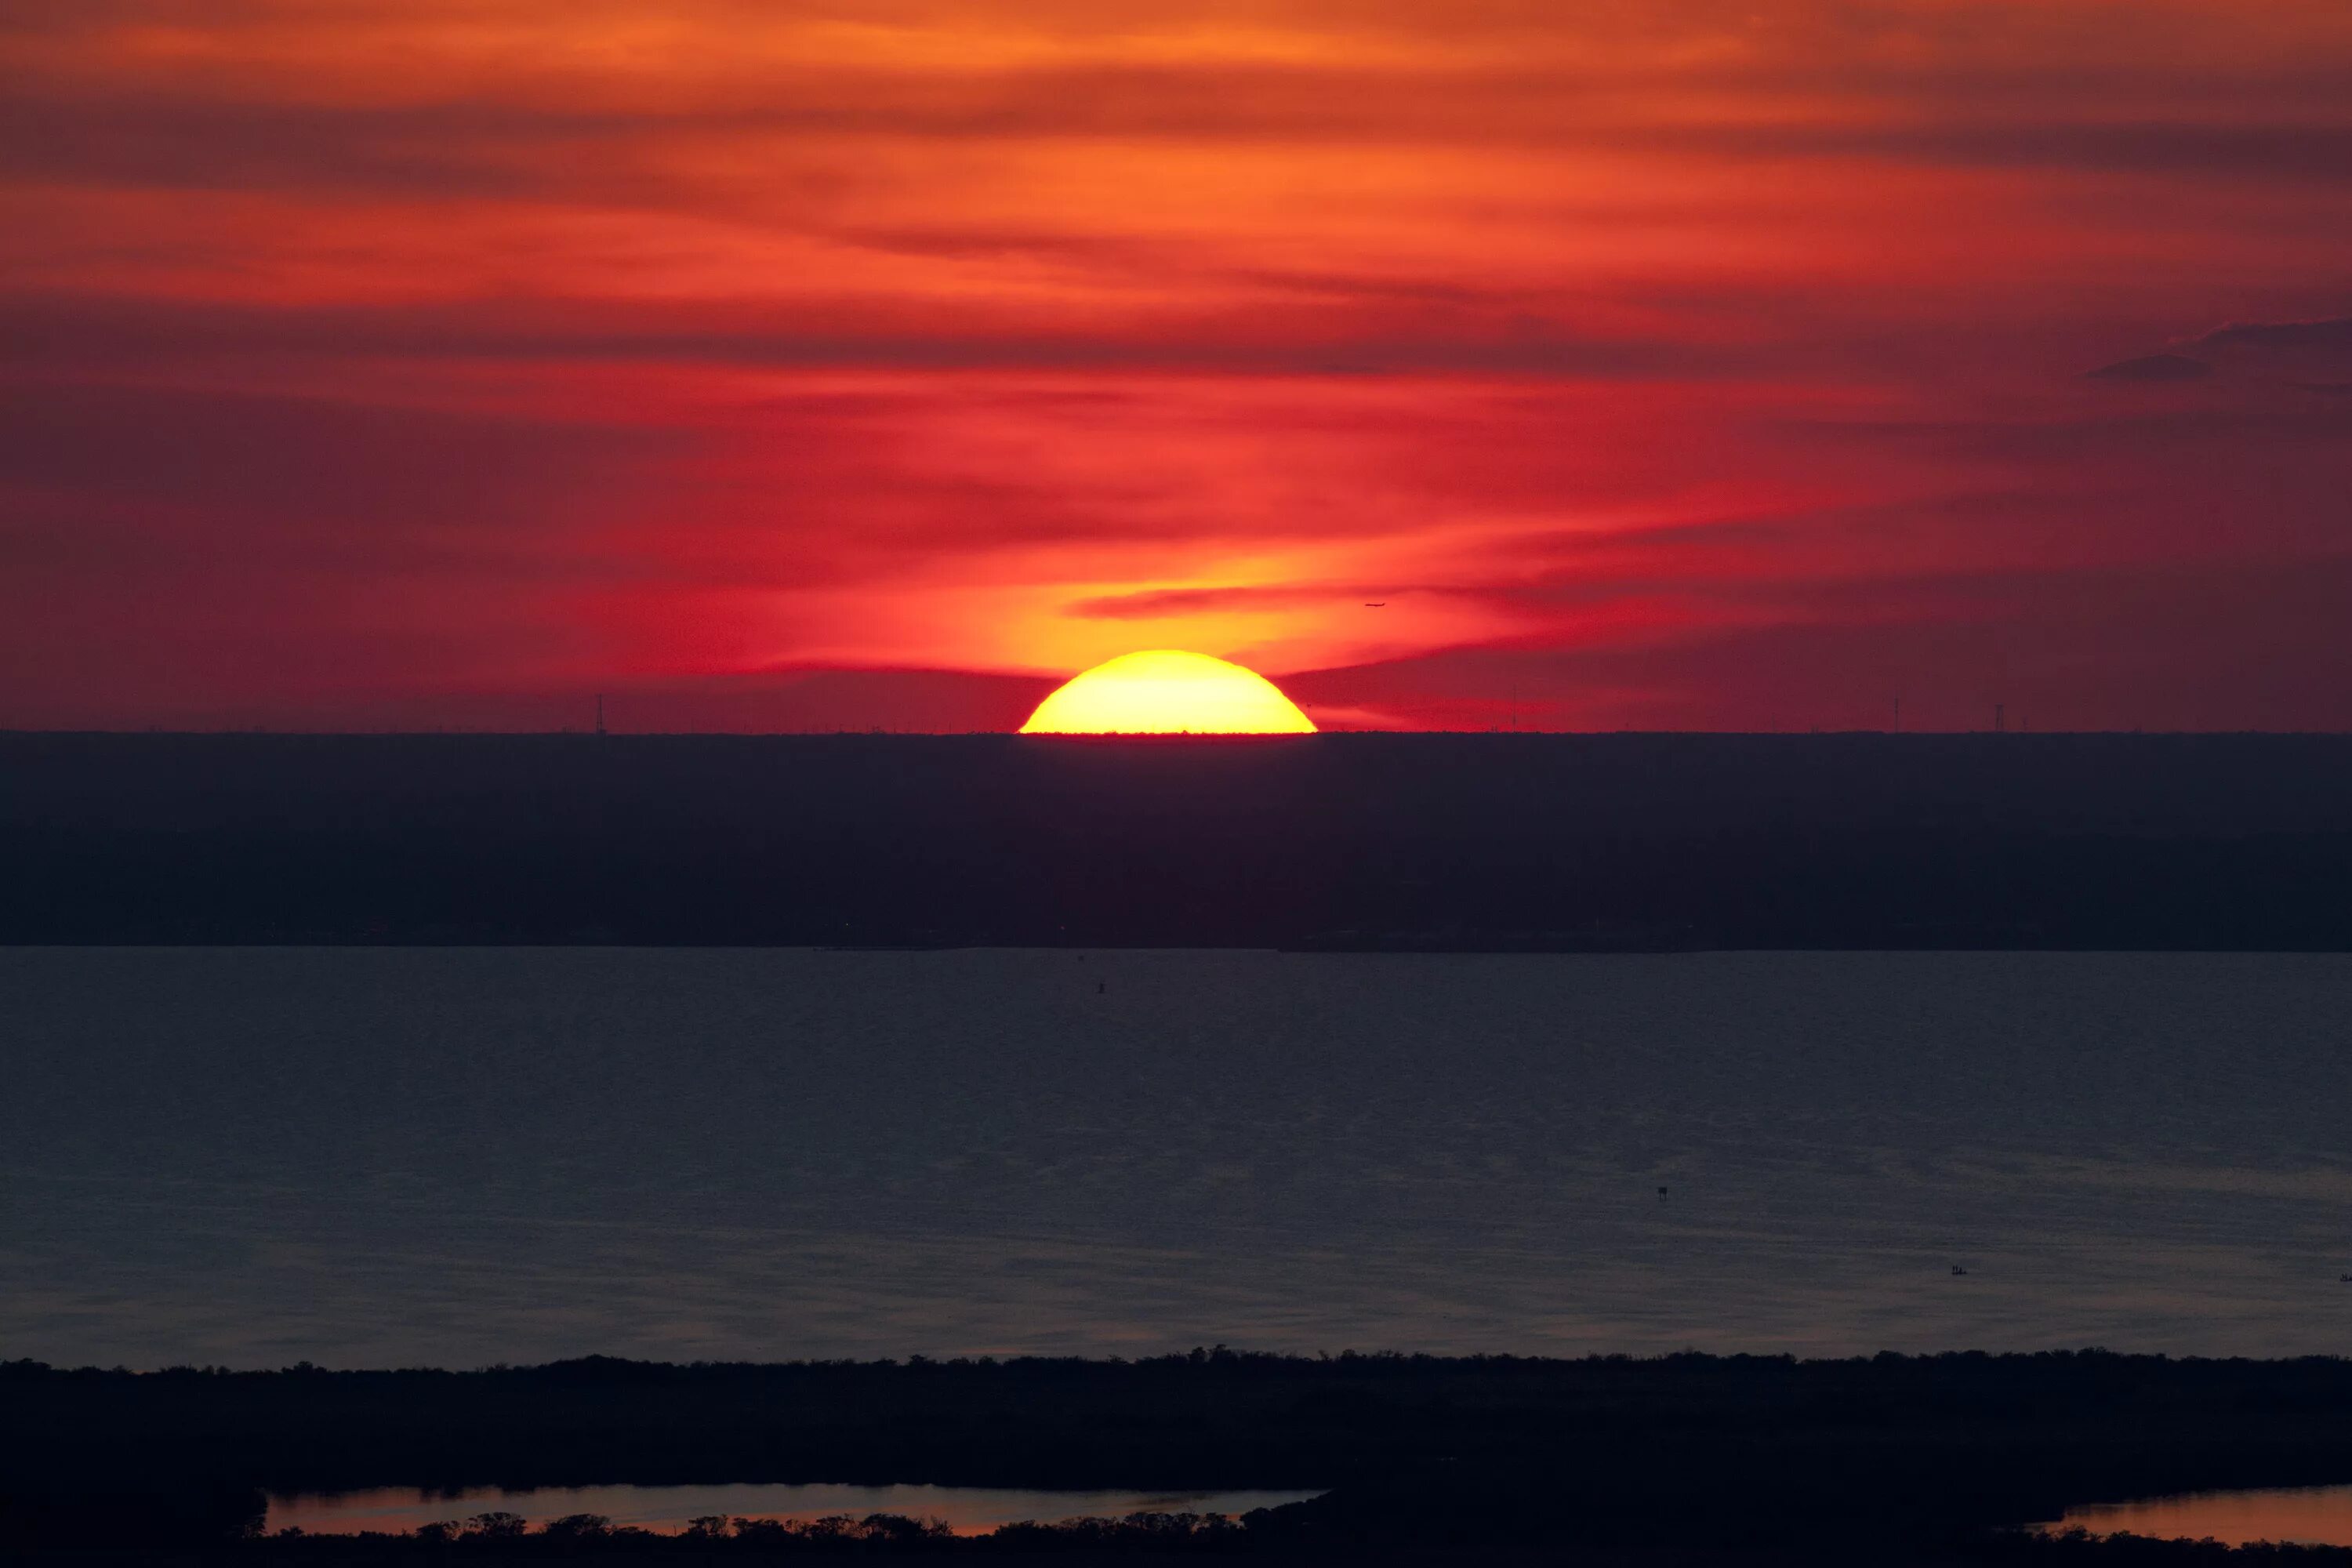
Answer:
[266,1483,1319,1536]
[2048,1486,2352,1547]
[4,948,2350,1366]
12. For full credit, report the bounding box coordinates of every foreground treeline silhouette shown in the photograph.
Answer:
[6,731,2352,948]
[229,1520,2352,1562]
[27,1519,2352,1568]
[10,1350,2352,1556]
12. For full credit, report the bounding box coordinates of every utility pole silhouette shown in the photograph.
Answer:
[596,695,607,737]
[1893,695,1902,732]
[1994,702,2005,734]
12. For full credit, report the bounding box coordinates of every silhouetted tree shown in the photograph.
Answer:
[541,1513,614,1541]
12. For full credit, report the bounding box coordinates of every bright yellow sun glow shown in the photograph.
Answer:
[1020,649,1318,734]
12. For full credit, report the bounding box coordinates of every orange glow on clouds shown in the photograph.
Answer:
[1020,651,1316,734]
[2,2,2350,732]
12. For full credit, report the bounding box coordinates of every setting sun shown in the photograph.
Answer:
[1019,651,1317,735]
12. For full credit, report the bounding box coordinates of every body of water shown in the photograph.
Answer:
[265,1483,1318,1537]
[5,947,2350,1366]
[2047,1486,2352,1547]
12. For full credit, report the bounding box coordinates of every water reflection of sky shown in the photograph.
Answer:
[2048,1486,2352,1548]
[267,1483,1322,1537]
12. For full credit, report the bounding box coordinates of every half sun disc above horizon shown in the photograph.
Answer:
[1020,650,1318,735]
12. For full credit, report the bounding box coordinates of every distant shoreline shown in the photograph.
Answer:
[5,731,2350,950]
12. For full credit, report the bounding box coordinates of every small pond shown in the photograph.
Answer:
[2043,1486,2352,1548]
[266,1483,1323,1537]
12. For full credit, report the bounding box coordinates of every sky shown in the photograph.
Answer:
[3,0,2350,732]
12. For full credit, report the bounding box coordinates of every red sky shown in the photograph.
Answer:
[4,0,2350,731]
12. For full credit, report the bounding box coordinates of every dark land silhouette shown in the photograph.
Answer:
[4,731,2351,948]
[11,1352,2352,1558]
[183,1526,2352,1568]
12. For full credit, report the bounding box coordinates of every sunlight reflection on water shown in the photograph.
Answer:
[2046,1486,2352,1547]
[266,1483,1322,1537]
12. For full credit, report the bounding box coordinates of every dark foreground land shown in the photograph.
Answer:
[9,1352,2352,1561]
[4,731,2351,948]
